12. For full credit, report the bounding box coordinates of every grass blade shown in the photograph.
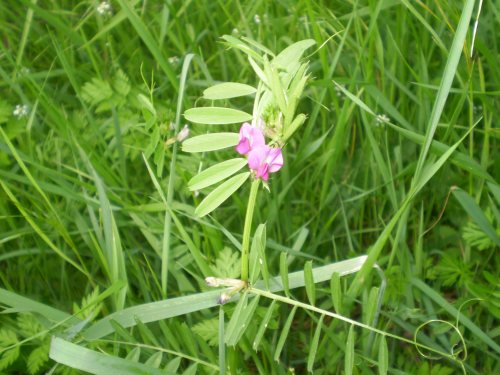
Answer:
[49,337,173,375]
[452,188,500,247]
[412,0,476,180]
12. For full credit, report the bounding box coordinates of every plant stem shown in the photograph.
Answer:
[240,178,260,282]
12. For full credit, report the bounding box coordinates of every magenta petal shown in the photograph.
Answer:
[236,123,265,156]
[239,123,252,137]
[248,145,269,170]
[235,138,250,155]
[248,127,265,148]
[256,163,269,181]
[267,148,284,172]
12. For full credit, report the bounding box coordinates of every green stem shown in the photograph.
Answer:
[240,178,260,282]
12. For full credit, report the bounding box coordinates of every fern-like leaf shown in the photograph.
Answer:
[0,329,20,370]
[192,318,219,346]
[27,343,49,374]
[210,247,240,278]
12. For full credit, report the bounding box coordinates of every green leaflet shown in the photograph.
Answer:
[273,39,316,71]
[307,314,324,372]
[182,133,239,153]
[304,260,316,306]
[188,158,248,191]
[274,306,298,362]
[249,224,266,285]
[184,107,252,124]
[195,172,250,217]
[345,325,355,375]
[203,82,257,100]
[378,336,388,375]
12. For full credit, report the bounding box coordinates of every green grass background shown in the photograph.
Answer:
[0,0,498,374]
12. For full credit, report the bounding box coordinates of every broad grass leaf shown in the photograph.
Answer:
[195,172,250,217]
[182,133,239,153]
[188,158,247,191]
[49,337,171,375]
[184,107,252,124]
[203,82,257,100]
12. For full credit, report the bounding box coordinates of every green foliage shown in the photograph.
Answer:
[192,318,219,346]
[0,314,50,374]
[72,286,103,321]
[210,247,241,279]
[0,329,20,370]
[0,0,498,373]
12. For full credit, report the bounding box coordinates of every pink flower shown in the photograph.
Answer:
[248,145,283,181]
[235,123,265,155]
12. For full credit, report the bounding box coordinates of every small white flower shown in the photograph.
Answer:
[232,28,239,35]
[473,105,482,114]
[19,67,31,76]
[253,14,261,24]
[176,124,189,142]
[13,104,29,119]
[168,56,179,65]
[97,1,112,15]
[334,84,346,97]
[375,113,390,125]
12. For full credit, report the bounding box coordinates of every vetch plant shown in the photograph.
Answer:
[183,36,314,284]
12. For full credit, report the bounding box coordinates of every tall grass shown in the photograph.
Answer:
[0,0,498,374]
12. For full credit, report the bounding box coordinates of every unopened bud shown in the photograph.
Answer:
[218,292,231,305]
[176,125,189,142]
